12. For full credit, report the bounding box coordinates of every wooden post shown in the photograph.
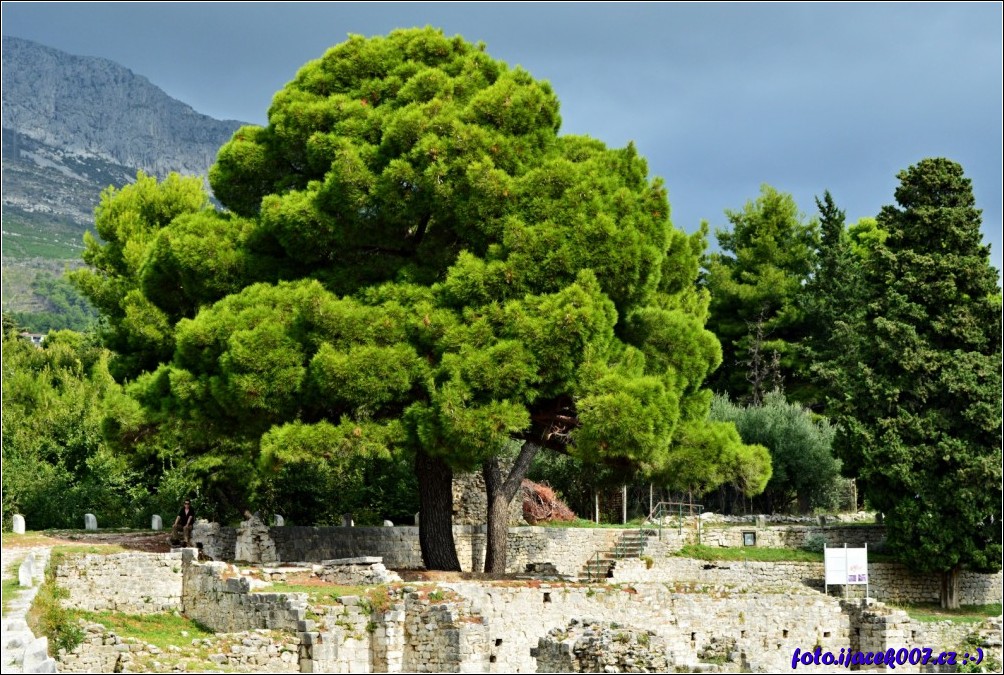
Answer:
[622,485,627,524]
[649,484,653,518]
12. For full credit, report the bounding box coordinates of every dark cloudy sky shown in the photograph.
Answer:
[4,2,1002,271]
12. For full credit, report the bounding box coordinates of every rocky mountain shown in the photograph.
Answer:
[1,36,246,318]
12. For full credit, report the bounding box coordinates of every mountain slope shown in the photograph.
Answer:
[1,36,246,318]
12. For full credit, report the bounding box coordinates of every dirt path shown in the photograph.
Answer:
[2,530,171,553]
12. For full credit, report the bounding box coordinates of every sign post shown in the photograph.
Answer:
[824,543,869,599]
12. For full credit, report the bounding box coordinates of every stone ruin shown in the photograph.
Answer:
[312,556,402,585]
[532,619,670,673]
[235,513,278,564]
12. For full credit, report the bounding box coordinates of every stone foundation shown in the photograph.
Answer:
[181,562,307,633]
[55,551,184,613]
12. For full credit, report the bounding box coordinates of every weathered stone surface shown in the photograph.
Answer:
[12,514,25,534]
[273,514,284,527]
[151,514,162,530]
[84,513,97,530]
[533,619,670,673]
[322,556,383,566]
[56,551,184,613]
[235,514,278,564]
[18,553,34,587]
[383,520,394,527]
[182,562,306,633]
[21,636,50,671]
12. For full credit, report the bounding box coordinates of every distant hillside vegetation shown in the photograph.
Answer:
[1,36,246,327]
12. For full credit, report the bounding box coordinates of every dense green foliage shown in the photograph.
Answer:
[710,392,840,513]
[64,28,767,568]
[0,329,139,529]
[822,158,1002,606]
[704,185,818,405]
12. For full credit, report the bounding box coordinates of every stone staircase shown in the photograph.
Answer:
[578,529,654,581]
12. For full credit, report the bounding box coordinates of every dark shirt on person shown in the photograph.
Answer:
[178,506,195,525]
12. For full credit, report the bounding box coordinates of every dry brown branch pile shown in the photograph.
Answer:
[521,479,576,524]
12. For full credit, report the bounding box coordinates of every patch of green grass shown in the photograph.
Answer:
[2,573,24,612]
[51,543,127,556]
[260,582,372,604]
[677,544,824,563]
[72,610,215,649]
[26,551,84,654]
[893,602,1002,624]
[0,531,65,548]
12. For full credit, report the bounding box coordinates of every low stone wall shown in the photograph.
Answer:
[56,551,184,613]
[699,524,886,549]
[195,522,622,576]
[448,582,851,672]
[182,561,307,633]
[847,603,1003,673]
[193,520,237,561]
[302,587,488,673]
[59,620,301,673]
[610,556,1003,606]
[531,620,669,673]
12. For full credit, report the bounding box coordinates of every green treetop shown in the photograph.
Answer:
[74,28,768,571]
[825,158,1001,608]
[704,185,819,405]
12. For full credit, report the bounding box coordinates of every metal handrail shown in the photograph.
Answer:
[647,501,704,544]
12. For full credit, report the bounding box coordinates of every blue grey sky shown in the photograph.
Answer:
[4,2,1002,271]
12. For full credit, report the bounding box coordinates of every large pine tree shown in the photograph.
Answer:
[827,158,1002,608]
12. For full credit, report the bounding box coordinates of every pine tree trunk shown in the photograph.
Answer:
[940,565,960,610]
[415,449,461,571]
[483,441,542,574]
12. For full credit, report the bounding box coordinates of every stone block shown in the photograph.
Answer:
[22,636,50,671]
[383,520,394,527]
[322,556,383,566]
[151,514,162,530]
[19,553,34,587]
[12,513,25,534]
[274,514,285,527]
[84,513,98,530]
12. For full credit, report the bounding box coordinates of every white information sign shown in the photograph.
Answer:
[824,544,869,597]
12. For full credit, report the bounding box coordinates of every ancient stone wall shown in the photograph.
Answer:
[610,556,1003,606]
[195,522,621,576]
[452,467,526,526]
[446,583,851,672]
[58,621,300,673]
[531,620,670,673]
[698,524,886,549]
[181,561,307,633]
[55,551,184,613]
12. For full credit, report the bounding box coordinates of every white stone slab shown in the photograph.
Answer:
[84,513,97,530]
[274,514,284,527]
[321,556,383,566]
[12,514,25,534]
[18,554,34,587]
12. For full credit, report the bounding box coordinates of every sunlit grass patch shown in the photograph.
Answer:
[71,610,215,649]
[893,602,1002,624]
[677,544,823,563]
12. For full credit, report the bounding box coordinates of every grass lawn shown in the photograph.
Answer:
[71,610,214,649]
[677,544,824,563]
[1,574,24,613]
[892,602,1002,624]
